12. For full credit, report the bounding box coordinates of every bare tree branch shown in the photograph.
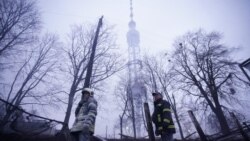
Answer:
[0,0,40,57]
[169,29,249,134]
[62,23,123,128]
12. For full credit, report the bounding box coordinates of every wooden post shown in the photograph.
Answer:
[230,112,250,141]
[74,16,104,131]
[144,102,155,141]
[120,115,123,139]
[106,125,108,139]
[188,110,208,141]
[83,16,103,89]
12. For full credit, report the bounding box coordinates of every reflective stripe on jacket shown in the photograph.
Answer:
[152,99,176,134]
[71,96,97,133]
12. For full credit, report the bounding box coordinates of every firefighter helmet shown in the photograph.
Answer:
[82,88,94,96]
[152,91,162,97]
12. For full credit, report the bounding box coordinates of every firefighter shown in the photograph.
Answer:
[70,88,98,141]
[152,91,176,141]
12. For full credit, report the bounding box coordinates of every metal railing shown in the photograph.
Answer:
[0,97,70,140]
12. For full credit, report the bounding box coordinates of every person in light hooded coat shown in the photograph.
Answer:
[70,88,98,141]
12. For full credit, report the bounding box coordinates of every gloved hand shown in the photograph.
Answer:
[82,124,89,133]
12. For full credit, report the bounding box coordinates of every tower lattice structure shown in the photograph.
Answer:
[126,0,147,138]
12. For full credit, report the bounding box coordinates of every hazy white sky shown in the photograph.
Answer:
[39,0,250,59]
[37,0,250,137]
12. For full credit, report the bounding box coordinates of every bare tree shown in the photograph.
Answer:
[0,0,40,57]
[0,34,59,128]
[114,76,130,137]
[169,29,248,134]
[114,74,143,137]
[143,55,185,140]
[61,24,123,130]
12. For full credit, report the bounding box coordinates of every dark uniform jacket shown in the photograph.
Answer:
[152,98,176,135]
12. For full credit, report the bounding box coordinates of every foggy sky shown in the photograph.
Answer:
[38,0,250,137]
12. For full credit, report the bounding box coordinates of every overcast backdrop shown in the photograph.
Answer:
[37,0,250,137]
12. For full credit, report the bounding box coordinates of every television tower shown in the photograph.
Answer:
[127,0,147,138]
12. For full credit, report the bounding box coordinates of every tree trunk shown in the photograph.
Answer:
[173,110,185,141]
[62,92,75,131]
[0,112,12,130]
[120,116,123,139]
[0,103,18,129]
[212,91,230,134]
[199,85,230,135]
[214,106,230,134]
